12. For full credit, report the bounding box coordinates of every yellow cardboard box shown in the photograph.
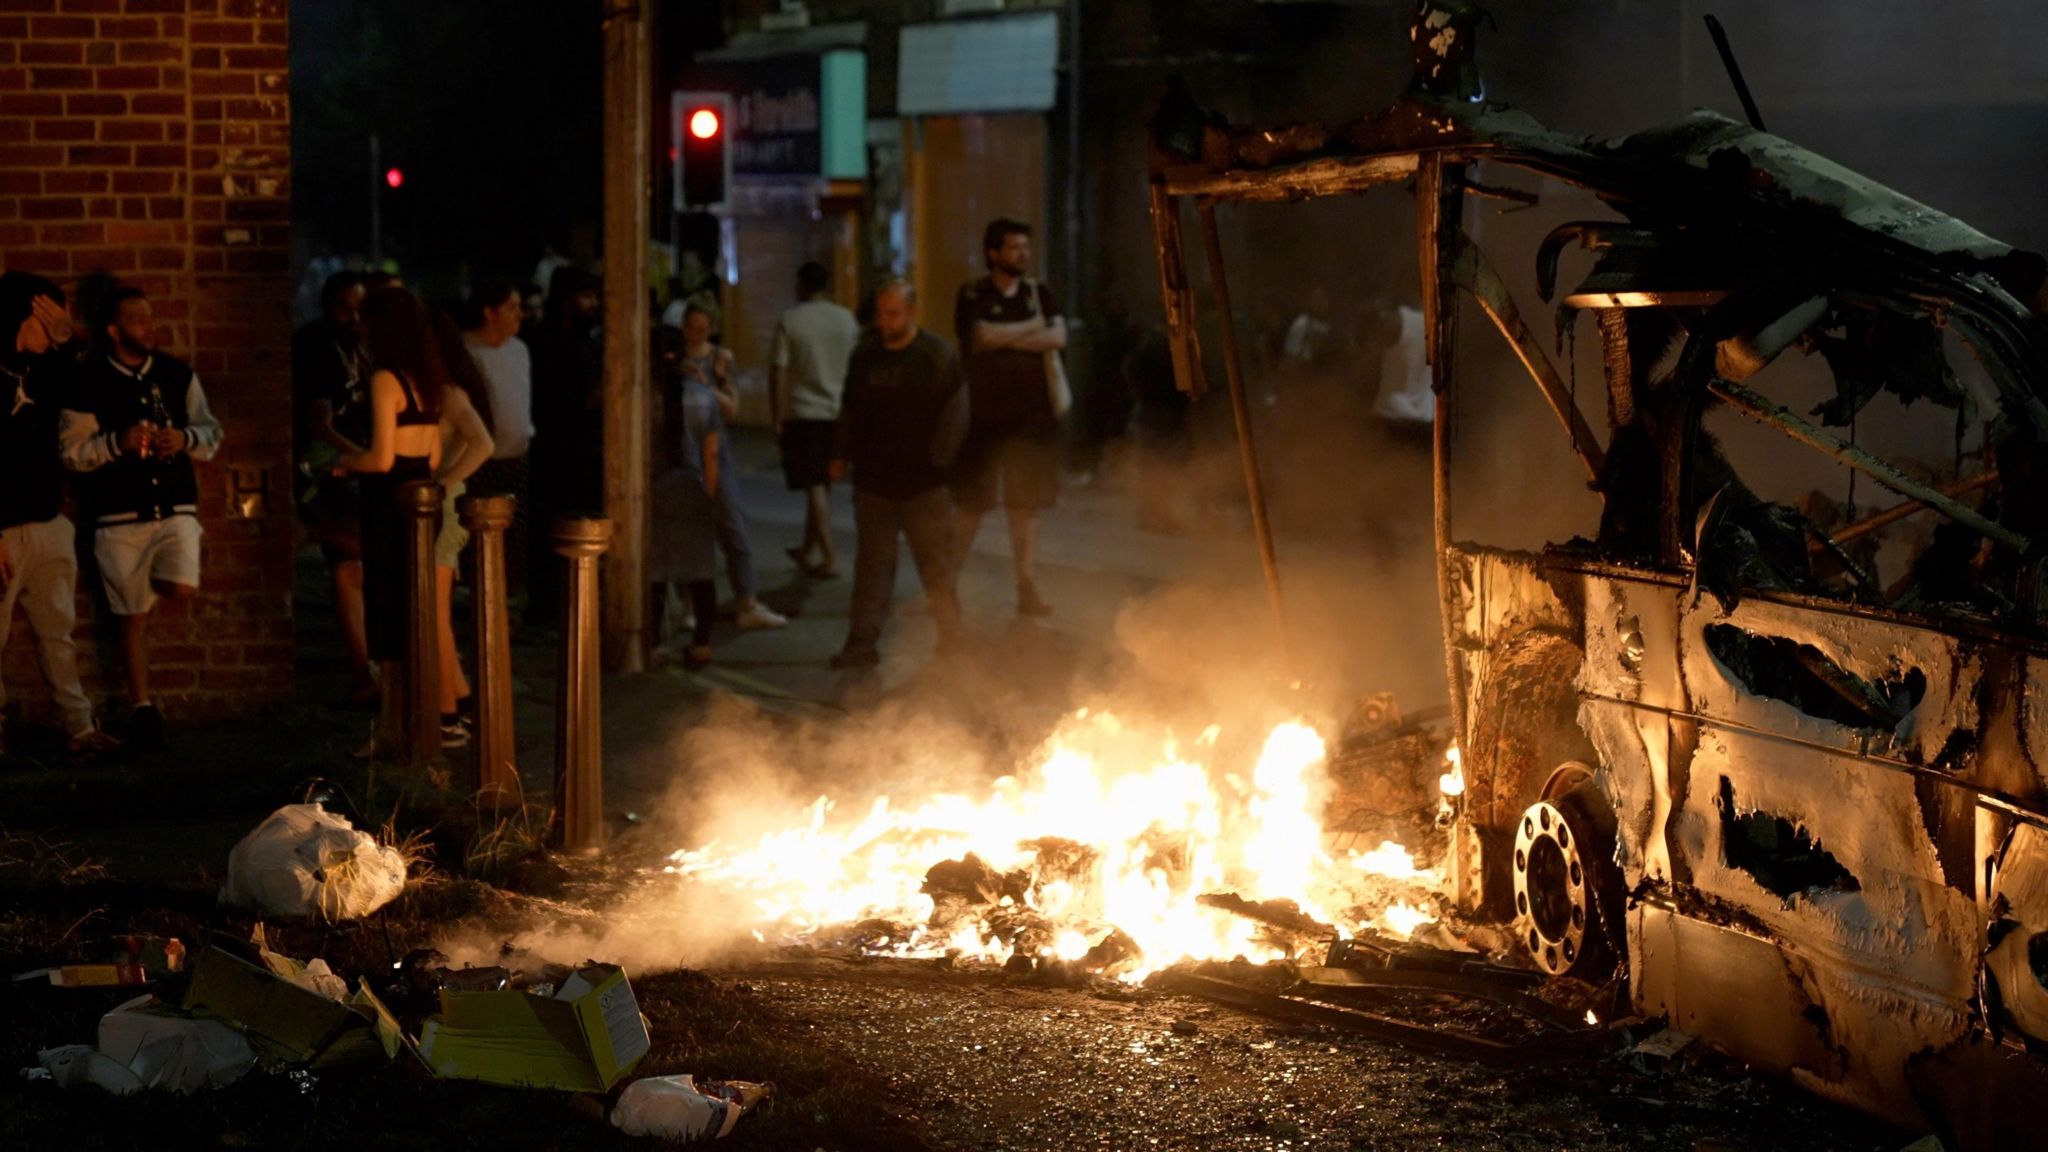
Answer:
[417,963,650,1093]
[181,936,402,1067]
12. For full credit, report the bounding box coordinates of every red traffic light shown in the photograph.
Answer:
[688,108,720,140]
[384,167,404,189]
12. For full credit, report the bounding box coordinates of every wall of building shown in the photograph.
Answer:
[0,0,295,725]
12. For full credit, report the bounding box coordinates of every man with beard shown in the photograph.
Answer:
[293,270,376,704]
[951,218,1067,617]
[61,286,225,751]
[0,272,120,762]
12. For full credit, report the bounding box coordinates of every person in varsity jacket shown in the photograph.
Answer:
[60,286,224,751]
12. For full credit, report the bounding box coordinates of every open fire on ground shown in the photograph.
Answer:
[664,709,1462,981]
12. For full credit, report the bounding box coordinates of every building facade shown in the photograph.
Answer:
[0,0,295,723]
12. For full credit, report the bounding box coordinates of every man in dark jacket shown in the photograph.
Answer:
[0,272,119,761]
[60,286,224,750]
[830,279,969,671]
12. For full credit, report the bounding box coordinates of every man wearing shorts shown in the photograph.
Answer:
[0,272,120,762]
[771,261,859,578]
[61,286,224,750]
[951,218,1067,617]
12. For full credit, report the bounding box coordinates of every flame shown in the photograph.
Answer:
[667,714,1444,979]
[1438,744,1465,797]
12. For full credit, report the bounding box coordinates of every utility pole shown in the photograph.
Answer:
[600,0,650,673]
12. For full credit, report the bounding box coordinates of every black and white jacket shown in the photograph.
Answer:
[60,352,224,527]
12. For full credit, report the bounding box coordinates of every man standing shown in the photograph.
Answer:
[61,286,225,751]
[830,281,968,671]
[771,261,860,578]
[952,218,1066,617]
[293,271,375,704]
[0,272,119,762]
[462,278,535,589]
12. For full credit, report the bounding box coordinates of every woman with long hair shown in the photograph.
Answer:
[342,286,444,739]
[427,310,494,745]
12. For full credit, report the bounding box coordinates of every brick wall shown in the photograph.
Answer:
[0,0,294,726]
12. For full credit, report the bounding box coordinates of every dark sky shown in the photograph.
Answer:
[290,1,604,288]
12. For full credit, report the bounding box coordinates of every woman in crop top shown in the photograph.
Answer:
[344,287,445,739]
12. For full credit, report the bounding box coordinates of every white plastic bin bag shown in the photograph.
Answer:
[221,803,407,920]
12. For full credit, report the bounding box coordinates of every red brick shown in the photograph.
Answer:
[85,194,116,216]
[94,65,157,89]
[193,71,251,95]
[0,69,27,92]
[145,193,181,216]
[42,169,106,192]
[28,14,92,36]
[21,42,83,65]
[59,0,122,11]
[222,97,281,121]
[0,223,35,245]
[116,40,178,64]
[28,66,92,89]
[223,46,285,70]
[39,221,103,244]
[105,220,173,242]
[122,0,183,12]
[64,143,127,164]
[3,250,70,273]
[0,143,64,166]
[189,19,250,44]
[130,92,180,114]
[0,120,26,143]
[189,46,219,69]
[137,242,183,268]
[0,45,13,66]
[32,117,92,140]
[0,0,57,11]
[95,15,153,36]
[64,91,121,114]
[111,169,171,193]
[20,195,84,218]
[84,41,114,64]
[192,97,220,120]
[1,92,62,113]
[98,118,161,141]
[254,20,282,46]
[0,171,38,194]
[0,17,27,37]
[70,246,135,271]
[133,142,183,166]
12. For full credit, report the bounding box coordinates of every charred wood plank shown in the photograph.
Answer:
[1148,970,1523,1063]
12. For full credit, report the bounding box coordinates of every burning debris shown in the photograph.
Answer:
[665,713,1453,981]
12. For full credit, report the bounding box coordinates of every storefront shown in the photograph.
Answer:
[675,23,867,424]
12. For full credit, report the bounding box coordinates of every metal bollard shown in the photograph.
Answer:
[553,517,612,853]
[459,494,520,805]
[402,479,443,768]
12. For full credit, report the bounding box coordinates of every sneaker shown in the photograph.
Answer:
[735,602,788,630]
[440,716,473,750]
[683,645,714,670]
[65,728,122,764]
[127,704,165,752]
[1017,583,1054,618]
[829,647,880,671]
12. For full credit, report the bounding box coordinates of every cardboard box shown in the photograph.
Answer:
[418,963,650,1093]
[181,936,400,1068]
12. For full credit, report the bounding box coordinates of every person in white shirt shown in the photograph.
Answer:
[770,262,860,578]
[461,279,534,591]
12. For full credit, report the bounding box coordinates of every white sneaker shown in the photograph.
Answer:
[735,603,787,630]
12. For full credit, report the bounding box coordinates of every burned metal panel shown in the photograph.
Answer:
[1633,902,1960,1129]
[1579,576,1686,891]
[1681,597,1981,767]
[1987,822,2048,1044]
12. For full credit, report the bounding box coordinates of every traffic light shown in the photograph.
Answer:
[673,91,732,212]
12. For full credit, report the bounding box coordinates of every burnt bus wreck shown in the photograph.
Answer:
[1150,3,2048,1141]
